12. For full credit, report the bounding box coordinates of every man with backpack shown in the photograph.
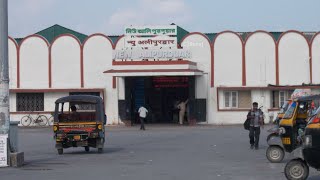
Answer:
[247,102,264,150]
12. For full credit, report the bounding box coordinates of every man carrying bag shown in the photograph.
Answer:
[246,102,264,150]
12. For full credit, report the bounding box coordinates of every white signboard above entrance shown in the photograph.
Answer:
[125,25,177,36]
[113,49,192,60]
[0,134,8,167]
[125,36,177,48]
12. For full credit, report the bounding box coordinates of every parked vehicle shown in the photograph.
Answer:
[284,110,320,180]
[53,95,106,154]
[266,95,320,163]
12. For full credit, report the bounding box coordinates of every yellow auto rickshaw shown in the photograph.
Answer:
[266,95,319,163]
[53,95,107,154]
[284,108,320,180]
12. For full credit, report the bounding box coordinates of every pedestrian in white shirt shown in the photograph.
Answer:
[177,99,188,125]
[138,106,148,130]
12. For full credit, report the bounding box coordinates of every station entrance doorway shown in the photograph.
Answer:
[125,76,195,124]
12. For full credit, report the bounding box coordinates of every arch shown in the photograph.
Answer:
[19,34,50,88]
[82,33,114,87]
[277,30,310,85]
[180,32,213,86]
[212,31,244,86]
[17,34,49,88]
[310,32,320,84]
[50,34,82,88]
[8,37,19,88]
[244,31,277,86]
[113,35,125,49]
[82,34,114,88]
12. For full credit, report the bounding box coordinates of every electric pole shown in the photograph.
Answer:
[0,0,10,167]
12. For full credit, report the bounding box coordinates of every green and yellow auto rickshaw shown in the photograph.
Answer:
[53,95,107,154]
[284,109,320,180]
[266,95,319,163]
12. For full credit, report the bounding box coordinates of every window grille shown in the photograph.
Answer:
[16,93,44,111]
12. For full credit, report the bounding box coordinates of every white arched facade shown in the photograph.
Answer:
[245,32,276,86]
[312,33,320,84]
[51,35,81,88]
[19,36,49,89]
[278,32,310,85]
[181,33,212,122]
[7,26,320,125]
[8,38,18,89]
[83,35,113,88]
[214,32,243,86]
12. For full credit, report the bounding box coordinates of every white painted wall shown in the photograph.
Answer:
[51,36,81,88]
[118,77,125,100]
[83,35,113,88]
[213,88,272,124]
[278,32,310,85]
[251,90,271,123]
[245,32,276,86]
[181,34,211,122]
[19,36,49,88]
[9,93,16,114]
[312,34,320,84]
[8,38,17,89]
[44,92,69,112]
[214,32,243,86]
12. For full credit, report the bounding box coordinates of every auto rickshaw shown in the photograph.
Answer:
[272,100,292,125]
[266,95,319,163]
[284,110,320,180]
[53,95,107,154]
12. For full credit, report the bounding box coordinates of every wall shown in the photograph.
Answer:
[245,32,276,86]
[278,32,310,85]
[8,38,17,89]
[8,29,320,125]
[312,33,320,84]
[51,35,81,88]
[19,36,49,88]
[83,35,113,88]
[214,32,243,86]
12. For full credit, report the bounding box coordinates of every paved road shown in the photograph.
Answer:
[0,125,318,180]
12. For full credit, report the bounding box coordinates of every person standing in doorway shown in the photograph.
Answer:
[138,105,148,130]
[177,99,189,125]
[247,102,264,150]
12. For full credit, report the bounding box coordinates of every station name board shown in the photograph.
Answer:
[113,49,192,60]
[125,36,177,48]
[125,25,177,36]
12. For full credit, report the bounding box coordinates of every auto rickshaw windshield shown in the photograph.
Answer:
[312,106,320,116]
[280,101,290,113]
[283,101,297,119]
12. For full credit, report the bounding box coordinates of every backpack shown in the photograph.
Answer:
[244,110,252,130]
[243,118,250,130]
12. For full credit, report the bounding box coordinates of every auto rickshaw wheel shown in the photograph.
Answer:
[98,148,103,153]
[285,159,309,180]
[57,148,63,155]
[266,145,284,163]
[85,146,89,152]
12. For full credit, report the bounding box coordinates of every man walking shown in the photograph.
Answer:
[177,99,188,125]
[138,105,148,130]
[247,102,264,150]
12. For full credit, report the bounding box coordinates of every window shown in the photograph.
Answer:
[279,91,286,108]
[271,90,293,108]
[69,92,100,110]
[16,93,44,111]
[224,91,238,108]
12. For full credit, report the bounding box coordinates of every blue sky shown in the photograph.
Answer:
[8,0,320,38]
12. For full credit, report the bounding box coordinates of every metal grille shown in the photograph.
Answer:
[69,92,100,110]
[16,93,44,111]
